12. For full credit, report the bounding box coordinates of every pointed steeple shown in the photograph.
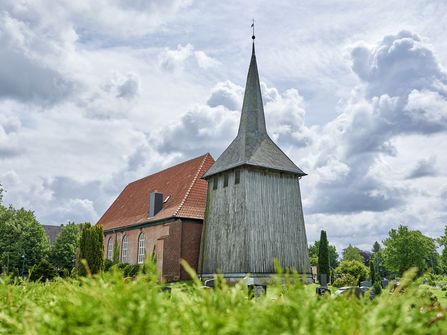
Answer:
[237,42,267,137]
[203,38,306,178]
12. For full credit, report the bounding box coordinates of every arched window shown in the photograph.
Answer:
[121,235,128,263]
[107,237,113,260]
[137,233,145,264]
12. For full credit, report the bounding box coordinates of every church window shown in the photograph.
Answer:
[107,237,113,260]
[137,233,145,264]
[224,173,229,187]
[121,235,128,263]
[235,169,240,184]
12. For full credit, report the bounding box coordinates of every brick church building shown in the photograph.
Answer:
[98,37,310,282]
[97,153,214,281]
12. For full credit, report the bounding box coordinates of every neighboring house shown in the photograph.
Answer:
[97,153,214,282]
[42,224,62,244]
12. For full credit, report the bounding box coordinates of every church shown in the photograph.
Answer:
[97,38,310,281]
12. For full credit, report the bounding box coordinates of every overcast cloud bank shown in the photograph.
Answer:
[0,1,446,251]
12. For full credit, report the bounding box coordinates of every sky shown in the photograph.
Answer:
[0,0,446,252]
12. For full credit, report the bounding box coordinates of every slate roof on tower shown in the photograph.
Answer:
[203,43,306,178]
[97,153,214,231]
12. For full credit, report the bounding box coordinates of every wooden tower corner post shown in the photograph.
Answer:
[199,35,311,283]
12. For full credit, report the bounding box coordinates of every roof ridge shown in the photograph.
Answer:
[128,153,209,186]
[173,153,210,217]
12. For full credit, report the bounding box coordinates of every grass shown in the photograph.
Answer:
[0,264,446,335]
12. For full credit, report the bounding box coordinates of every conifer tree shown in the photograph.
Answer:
[372,241,381,253]
[78,223,104,275]
[317,230,330,285]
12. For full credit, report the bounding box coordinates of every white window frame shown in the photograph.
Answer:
[137,233,145,264]
[121,235,128,263]
[107,237,113,260]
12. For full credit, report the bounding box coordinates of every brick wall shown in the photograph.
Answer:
[102,219,203,282]
[161,220,182,282]
[103,222,170,276]
[180,221,203,280]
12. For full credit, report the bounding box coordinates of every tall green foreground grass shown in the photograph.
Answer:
[0,264,446,335]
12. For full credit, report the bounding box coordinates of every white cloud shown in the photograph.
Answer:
[159,44,220,72]
[0,12,75,105]
[0,0,192,39]
[155,80,313,160]
[406,157,438,179]
[405,89,447,126]
[0,105,23,158]
[194,50,220,69]
[303,31,447,217]
[351,30,445,98]
[263,85,313,148]
[207,80,244,110]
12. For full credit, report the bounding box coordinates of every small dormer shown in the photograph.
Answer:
[149,192,163,217]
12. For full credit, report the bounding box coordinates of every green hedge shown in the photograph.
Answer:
[0,267,446,334]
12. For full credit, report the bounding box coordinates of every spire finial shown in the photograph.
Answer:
[251,19,255,40]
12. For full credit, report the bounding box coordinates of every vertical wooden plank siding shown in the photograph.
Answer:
[200,166,310,275]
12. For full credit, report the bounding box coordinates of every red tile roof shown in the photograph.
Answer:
[97,153,214,231]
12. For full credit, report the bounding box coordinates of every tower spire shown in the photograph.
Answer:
[237,29,265,138]
[203,31,306,178]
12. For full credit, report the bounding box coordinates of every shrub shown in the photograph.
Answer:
[333,273,357,287]
[104,259,114,272]
[373,281,382,295]
[106,262,141,278]
[29,259,57,282]
[123,264,140,277]
[334,260,369,286]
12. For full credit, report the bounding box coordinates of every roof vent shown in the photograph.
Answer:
[149,192,163,217]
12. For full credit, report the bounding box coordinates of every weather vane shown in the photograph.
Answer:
[251,19,255,40]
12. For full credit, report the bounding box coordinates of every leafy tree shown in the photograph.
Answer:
[308,240,339,268]
[113,235,120,264]
[383,225,437,276]
[50,223,81,273]
[317,230,329,284]
[342,244,363,263]
[438,226,447,274]
[334,260,369,285]
[309,246,318,266]
[0,198,50,275]
[78,223,104,275]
